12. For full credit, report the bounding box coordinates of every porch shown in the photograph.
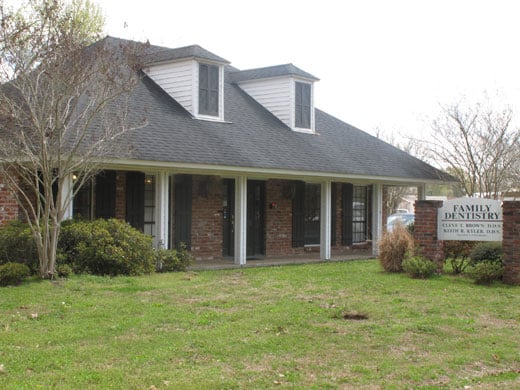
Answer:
[189,249,375,270]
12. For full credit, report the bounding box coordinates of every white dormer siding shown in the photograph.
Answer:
[144,59,225,122]
[237,77,292,128]
[236,74,316,134]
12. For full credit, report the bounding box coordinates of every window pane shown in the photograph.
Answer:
[209,91,218,113]
[352,186,368,243]
[144,207,154,222]
[142,175,156,238]
[144,189,154,205]
[73,179,92,219]
[199,64,208,87]
[302,106,310,128]
[209,66,219,89]
[199,90,208,113]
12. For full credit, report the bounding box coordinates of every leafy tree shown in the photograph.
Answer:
[0,0,144,278]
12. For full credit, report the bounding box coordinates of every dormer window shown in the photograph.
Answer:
[232,64,318,133]
[295,81,311,129]
[143,45,228,122]
[198,63,219,116]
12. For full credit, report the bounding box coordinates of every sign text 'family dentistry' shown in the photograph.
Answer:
[437,198,502,241]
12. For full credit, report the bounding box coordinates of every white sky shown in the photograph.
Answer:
[13,0,520,139]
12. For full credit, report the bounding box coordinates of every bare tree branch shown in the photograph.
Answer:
[415,97,520,198]
[0,0,146,278]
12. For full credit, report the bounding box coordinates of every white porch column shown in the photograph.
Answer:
[417,184,426,201]
[156,172,169,249]
[372,183,383,256]
[60,174,74,220]
[234,176,247,265]
[320,179,332,260]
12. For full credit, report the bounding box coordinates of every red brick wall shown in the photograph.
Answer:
[332,183,342,249]
[413,200,444,265]
[382,186,389,233]
[0,175,19,225]
[265,179,305,257]
[503,201,520,285]
[265,180,357,257]
[190,175,223,260]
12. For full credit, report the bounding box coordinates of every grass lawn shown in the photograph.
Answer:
[1,259,519,389]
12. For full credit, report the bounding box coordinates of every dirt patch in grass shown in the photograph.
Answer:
[341,312,369,320]
[477,314,518,330]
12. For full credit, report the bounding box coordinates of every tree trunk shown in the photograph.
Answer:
[34,219,59,279]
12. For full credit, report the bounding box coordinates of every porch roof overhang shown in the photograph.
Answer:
[99,158,454,186]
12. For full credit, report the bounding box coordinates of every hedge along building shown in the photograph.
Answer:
[0,37,452,265]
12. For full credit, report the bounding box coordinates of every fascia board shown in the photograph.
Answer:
[98,158,455,185]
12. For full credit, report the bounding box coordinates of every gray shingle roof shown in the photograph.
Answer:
[143,44,230,65]
[104,36,230,65]
[102,37,450,182]
[230,64,319,83]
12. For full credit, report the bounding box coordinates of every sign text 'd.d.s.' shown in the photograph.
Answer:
[437,198,502,241]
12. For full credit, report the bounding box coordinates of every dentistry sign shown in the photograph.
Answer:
[437,198,502,241]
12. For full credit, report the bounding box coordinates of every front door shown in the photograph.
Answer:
[222,179,265,258]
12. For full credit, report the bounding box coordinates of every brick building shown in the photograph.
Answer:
[0,37,452,265]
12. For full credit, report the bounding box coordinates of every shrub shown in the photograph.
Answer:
[59,219,155,276]
[444,241,475,274]
[155,243,193,272]
[407,222,414,235]
[402,256,437,279]
[470,242,503,265]
[155,243,192,273]
[0,221,38,274]
[378,224,414,272]
[466,261,504,284]
[56,263,73,278]
[175,243,193,271]
[0,262,30,286]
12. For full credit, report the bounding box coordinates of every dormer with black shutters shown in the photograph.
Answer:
[143,45,229,122]
[231,64,319,134]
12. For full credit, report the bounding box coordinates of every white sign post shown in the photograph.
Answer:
[437,198,502,241]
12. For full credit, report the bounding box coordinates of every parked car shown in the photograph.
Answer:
[387,213,415,231]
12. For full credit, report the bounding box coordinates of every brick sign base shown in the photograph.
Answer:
[414,200,520,285]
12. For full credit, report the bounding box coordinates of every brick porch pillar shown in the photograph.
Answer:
[414,200,444,267]
[503,201,520,285]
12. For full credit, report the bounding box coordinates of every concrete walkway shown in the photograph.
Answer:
[189,251,375,271]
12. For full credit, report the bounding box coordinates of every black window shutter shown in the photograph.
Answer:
[126,171,145,231]
[295,82,311,128]
[342,183,353,246]
[199,63,219,116]
[292,181,305,248]
[295,82,301,126]
[95,170,116,219]
[174,175,192,250]
[209,65,219,114]
[302,83,311,128]
[199,64,208,114]
[331,183,337,246]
